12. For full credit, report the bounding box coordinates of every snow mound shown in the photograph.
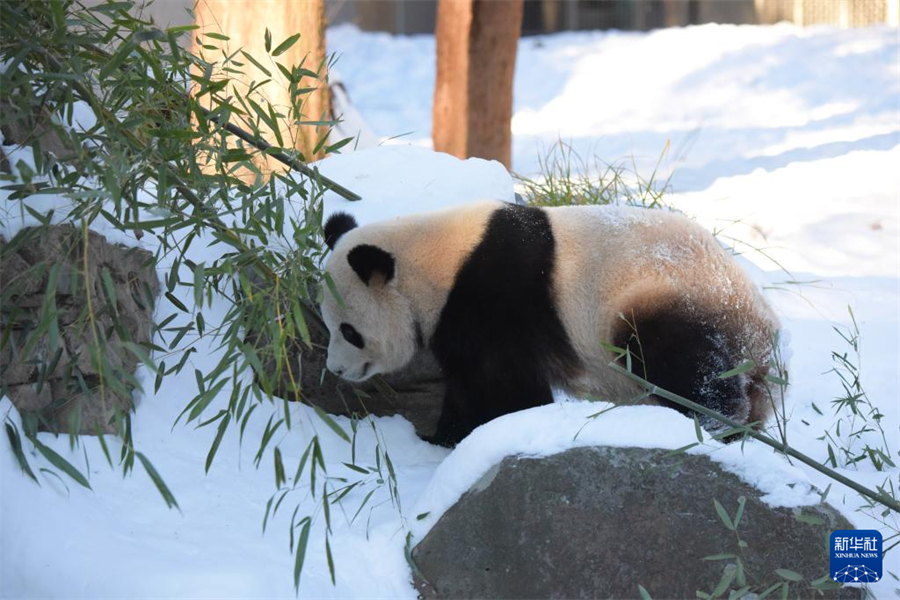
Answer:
[410,401,821,540]
[317,145,515,225]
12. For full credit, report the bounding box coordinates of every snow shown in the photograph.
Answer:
[316,145,515,224]
[410,401,822,541]
[3,22,900,599]
[0,119,151,251]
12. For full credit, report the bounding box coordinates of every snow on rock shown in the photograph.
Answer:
[409,401,820,541]
[317,145,515,225]
[0,102,146,249]
[412,446,851,600]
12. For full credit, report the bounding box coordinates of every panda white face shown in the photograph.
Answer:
[321,217,418,381]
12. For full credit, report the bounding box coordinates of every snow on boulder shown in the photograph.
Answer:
[409,402,856,599]
[412,446,855,599]
[315,144,516,225]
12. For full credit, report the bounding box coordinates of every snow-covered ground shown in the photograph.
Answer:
[3,23,899,599]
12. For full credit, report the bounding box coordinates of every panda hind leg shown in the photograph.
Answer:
[614,306,750,434]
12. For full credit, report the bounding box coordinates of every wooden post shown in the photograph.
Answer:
[193,0,331,176]
[432,0,523,169]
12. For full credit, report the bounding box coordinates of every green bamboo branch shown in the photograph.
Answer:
[33,44,334,335]
[77,41,361,202]
[31,36,388,389]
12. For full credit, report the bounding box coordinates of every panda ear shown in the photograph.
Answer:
[324,212,358,249]
[347,244,395,286]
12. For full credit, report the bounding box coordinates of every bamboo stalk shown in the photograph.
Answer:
[610,363,900,513]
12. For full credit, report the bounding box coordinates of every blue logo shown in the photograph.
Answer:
[830,530,883,583]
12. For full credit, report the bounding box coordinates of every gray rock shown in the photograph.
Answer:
[1,99,69,160]
[249,318,446,439]
[413,447,857,599]
[1,225,158,434]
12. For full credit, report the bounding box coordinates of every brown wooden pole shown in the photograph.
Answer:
[433,0,523,169]
[193,0,331,177]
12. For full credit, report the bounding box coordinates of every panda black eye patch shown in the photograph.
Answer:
[339,323,365,349]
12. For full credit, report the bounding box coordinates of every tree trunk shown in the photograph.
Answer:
[193,0,331,177]
[433,0,523,169]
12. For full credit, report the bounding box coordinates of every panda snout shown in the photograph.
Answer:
[326,360,345,377]
[325,354,343,377]
[326,360,371,382]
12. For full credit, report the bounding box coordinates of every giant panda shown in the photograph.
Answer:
[321,200,780,447]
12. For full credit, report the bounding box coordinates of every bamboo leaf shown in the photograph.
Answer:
[137,452,179,509]
[193,262,205,308]
[693,414,704,442]
[205,413,230,473]
[5,422,39,483]
[733,496,746,528]
[794,511,825,525]
[187,378,229,422]
[293,518,311,592]
[272,33,300,57]
[323,272,345,309]
[713,499,735,531]
[32,438,91,489]
[313,406,350,442]
[351,489,376,524]
[717,360,756,379]
[100,267,118,314]
[294,439,314,485]
[325,536,336,584]
[712,567,735,598]
[775,568,803,582]
[757,582,783,599]
[342,462,368,475]
[123,341,159,374]
[240,50,271,77]
[274,446,286,488]
[324,136,352,154]
[165,291,188,312]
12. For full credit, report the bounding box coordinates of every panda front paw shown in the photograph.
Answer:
[420,431,458,448]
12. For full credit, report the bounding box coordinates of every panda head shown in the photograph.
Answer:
[320,212,417,381]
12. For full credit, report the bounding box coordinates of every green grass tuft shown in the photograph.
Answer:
[515,140,671,209]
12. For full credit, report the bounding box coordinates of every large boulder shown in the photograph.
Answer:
[413,446,856,599]
[1,225,158,434]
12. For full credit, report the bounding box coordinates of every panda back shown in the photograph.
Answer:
[431,203,582,385]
